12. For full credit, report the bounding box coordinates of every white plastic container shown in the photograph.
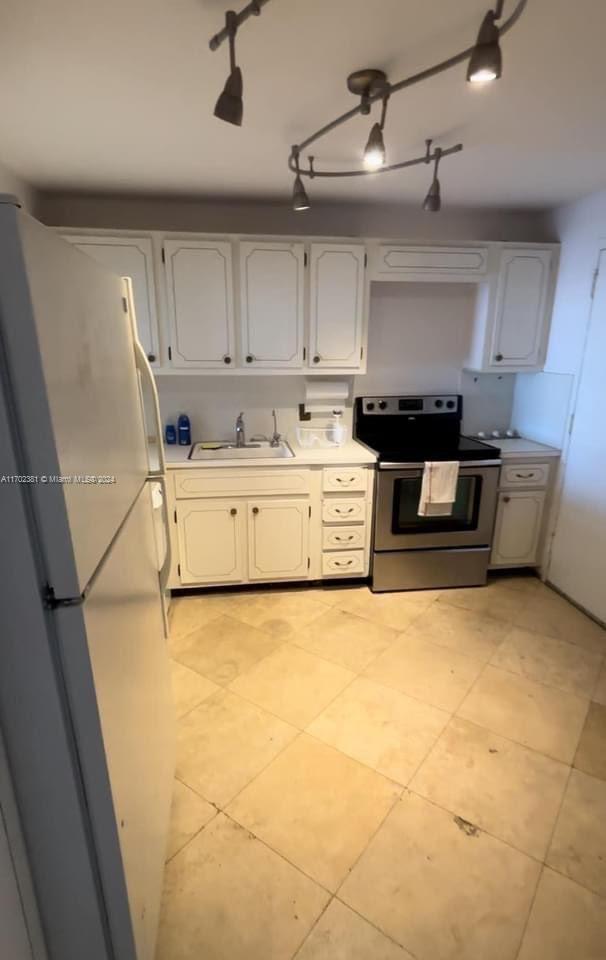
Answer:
[295,421,348,448]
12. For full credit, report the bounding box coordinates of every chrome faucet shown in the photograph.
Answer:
[235,411,245,447]
[269,409,281,447]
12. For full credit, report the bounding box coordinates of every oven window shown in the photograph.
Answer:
[393,475,482,533]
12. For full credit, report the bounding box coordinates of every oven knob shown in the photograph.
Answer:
[378,400,388,410]
[446,400,455,409]
[434,399,443,408]
[366,402,375,411]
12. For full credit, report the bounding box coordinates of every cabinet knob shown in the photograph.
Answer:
[313,355,321,364]
[147,353,156,363]
[230,508,237,516]
[495,353,504,362]
[246,355,254,363]
[503,496,511,504]
[252,506,259,514]
[223,355,232,365]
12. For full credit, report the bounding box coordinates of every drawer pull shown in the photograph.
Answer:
[335,507,354,514]
[503,496,511,504]
[334,559,354,567]
[252,506,259,514]
[230,508,237,516]
[335,535,354,542]
[336,477,356,484]
[515,472,535,479]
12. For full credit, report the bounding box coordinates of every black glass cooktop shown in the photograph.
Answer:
[365,435,501,464]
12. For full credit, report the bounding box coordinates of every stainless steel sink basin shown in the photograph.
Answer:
[189,440,295,461]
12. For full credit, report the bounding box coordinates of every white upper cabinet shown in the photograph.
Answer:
[164,238,236,368]
[239,241,304,368]
[489,248,553,369]
[466,246,556,373]
[309,243,366,369]
[370,245,488,282]
[63,234,160,365]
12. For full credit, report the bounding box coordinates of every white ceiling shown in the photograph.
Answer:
[0,0,604,208]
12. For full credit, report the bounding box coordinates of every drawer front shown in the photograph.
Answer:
[501,462,550,488]
[322,525,366,551]
[174,468,310,499]
[322,499,367,524]
[322,466,367,492]
[322,550,365,576]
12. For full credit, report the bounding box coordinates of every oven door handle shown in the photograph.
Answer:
[378,459,502,470]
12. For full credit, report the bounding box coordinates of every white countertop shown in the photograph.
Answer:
[162,437,377,469]
[486,437,561,459]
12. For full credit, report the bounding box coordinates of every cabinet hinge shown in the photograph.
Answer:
[177,563,181,576]
[161,247,166,264]
[303,346,306,361]
[307,557,311,570]
[174,510,177,523]
[364,252,368,268]
[308,505,311,518]
[360,345,364,359]
[568,412,575,435]
[304,251,308,267]
[122,296,129,314]
[168,346,172,361]
[591,267,599,299]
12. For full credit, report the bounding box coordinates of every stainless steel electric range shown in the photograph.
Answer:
[354,395,502,592]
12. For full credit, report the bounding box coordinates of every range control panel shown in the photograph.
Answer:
[360,395,460,416]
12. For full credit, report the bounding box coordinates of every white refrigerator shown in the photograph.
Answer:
[0,197,175,960]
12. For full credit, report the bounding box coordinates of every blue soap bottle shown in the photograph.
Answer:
[177,413,191,446]
[165,422,177,445]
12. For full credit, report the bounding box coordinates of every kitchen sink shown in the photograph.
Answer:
[189,440,295,461]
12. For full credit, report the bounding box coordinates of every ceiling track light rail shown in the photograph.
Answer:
[286,0,527,210]
[209,0,270,52]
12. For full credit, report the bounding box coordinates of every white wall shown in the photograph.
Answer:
[36,192,553,243]
[515,187,606,615]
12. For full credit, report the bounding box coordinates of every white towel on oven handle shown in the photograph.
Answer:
[418,461,460,517]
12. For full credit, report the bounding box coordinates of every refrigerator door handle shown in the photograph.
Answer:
[124,277,166,478]
[158,474,172,594]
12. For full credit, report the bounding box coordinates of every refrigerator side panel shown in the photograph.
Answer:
[55,483,175,960]
[0,205,149,597]
[0,346,113,960]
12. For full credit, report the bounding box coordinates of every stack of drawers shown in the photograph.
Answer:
[321,466,370,576]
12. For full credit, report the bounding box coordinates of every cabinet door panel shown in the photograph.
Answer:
[164,239,235,368]
[64,235,159,364]
[491,491,546,566]
[239,242,304,368]
[248,499,309,580]
[309,244,365,368]
[176,500,245,584]
[490,250,552,368]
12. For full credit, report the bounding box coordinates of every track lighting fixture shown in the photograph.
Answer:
[363,96,389,171]
[292,151,310,211]
[214,11,243,125]
[363,123,386,171]
[423,147,442,212]
[206,0,528,209]
[467,8,503,83]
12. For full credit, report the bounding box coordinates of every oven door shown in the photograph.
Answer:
[375,462,500,551]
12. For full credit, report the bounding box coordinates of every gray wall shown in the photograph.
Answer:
[35,191,554,243]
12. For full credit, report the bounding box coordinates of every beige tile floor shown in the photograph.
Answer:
[156,575,606,960]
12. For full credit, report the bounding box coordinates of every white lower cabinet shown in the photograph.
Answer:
[491,490,546,566]
[176,500,245,584]
[248,499,309,580]
[169,463,375,588]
